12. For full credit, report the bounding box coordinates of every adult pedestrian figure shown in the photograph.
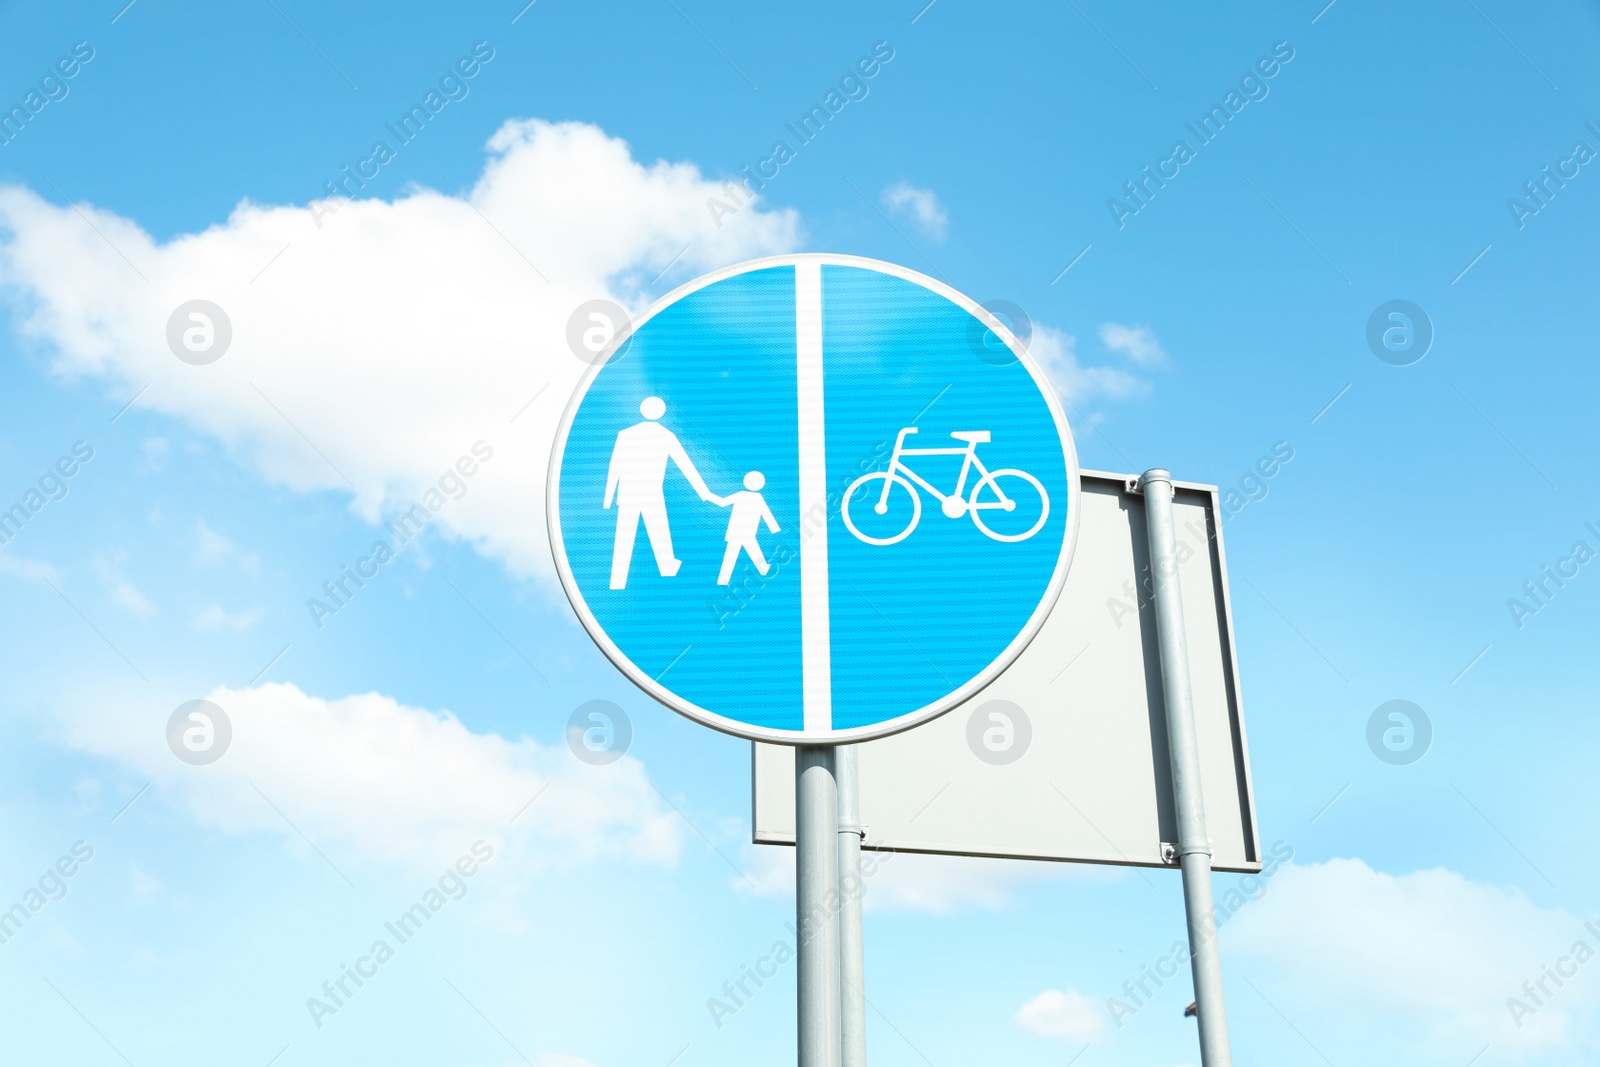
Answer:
[603,396,721,589]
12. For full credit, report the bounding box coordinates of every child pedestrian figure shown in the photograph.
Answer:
[717,471,780,585]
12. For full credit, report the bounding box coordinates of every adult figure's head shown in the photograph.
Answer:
[640,396,666,420]
[744,471,765,491]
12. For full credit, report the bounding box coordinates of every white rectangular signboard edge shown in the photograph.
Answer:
[752,470,1262,873]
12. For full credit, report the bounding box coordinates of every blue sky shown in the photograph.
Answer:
[0,1,1597,1065]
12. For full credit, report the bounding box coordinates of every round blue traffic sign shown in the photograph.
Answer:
[549,255,1079,743]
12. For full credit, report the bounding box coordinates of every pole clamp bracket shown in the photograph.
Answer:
[1161,841,1214,864]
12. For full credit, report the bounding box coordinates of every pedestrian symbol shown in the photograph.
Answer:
[549,255,1080,743]
[716,471,780,586]
[602,395,721,589]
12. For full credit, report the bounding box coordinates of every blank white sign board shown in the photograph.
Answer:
[753,470,1261,872]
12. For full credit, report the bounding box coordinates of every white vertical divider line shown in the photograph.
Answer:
[795,262,832,734]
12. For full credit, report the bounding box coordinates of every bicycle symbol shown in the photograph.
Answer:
[841,427,1049,545]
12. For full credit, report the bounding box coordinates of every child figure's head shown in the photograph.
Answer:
[744,471,765,491]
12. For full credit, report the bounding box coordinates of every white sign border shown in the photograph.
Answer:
[547,253,1082,744]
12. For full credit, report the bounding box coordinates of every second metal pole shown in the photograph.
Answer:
[836,744,867,1067]
[796,745,842,1067]
[1139,469,1233,1067]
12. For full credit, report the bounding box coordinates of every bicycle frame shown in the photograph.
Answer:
[877,427,1010,510]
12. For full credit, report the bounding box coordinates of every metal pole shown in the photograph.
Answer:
[1139,469,1233,1067]
[796,745,842,1067]
[836,745,867,1067]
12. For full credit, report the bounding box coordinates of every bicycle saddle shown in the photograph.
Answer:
[948,430,991,444]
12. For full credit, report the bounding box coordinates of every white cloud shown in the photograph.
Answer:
[92,554,154,617]
[740,837,793,896]
[188,603,262,632]
[59,681,680,875]
[1098,322,1167,368]
[1016,987,1110,1043]
[0,119,801,585]
[1226,859,1600,1058]
[882,181,948,240]
[0,118,1157,598]
[0,552,57,583]
[110,583,154,616]
[1029,325,1151,407]
[193,519,256,573]
[195,520,233,562]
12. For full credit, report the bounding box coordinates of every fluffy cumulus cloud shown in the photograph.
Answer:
[1226,859,1600,1060]
[0,116,1164,591]
[881,180,948,240]
[1030,324,1156,408]
[93,553,155,617]
[1097,322,1167,368]
[59,681,679,874]
[0,551,55,582]
[1016,987,1110,1043]
[0,119,801,584]
[194,518,259,572]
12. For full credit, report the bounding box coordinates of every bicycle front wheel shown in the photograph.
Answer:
[841,472,921,545]
[969,469,1049,542]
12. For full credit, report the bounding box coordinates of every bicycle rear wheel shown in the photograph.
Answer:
[969,469,1049,542]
